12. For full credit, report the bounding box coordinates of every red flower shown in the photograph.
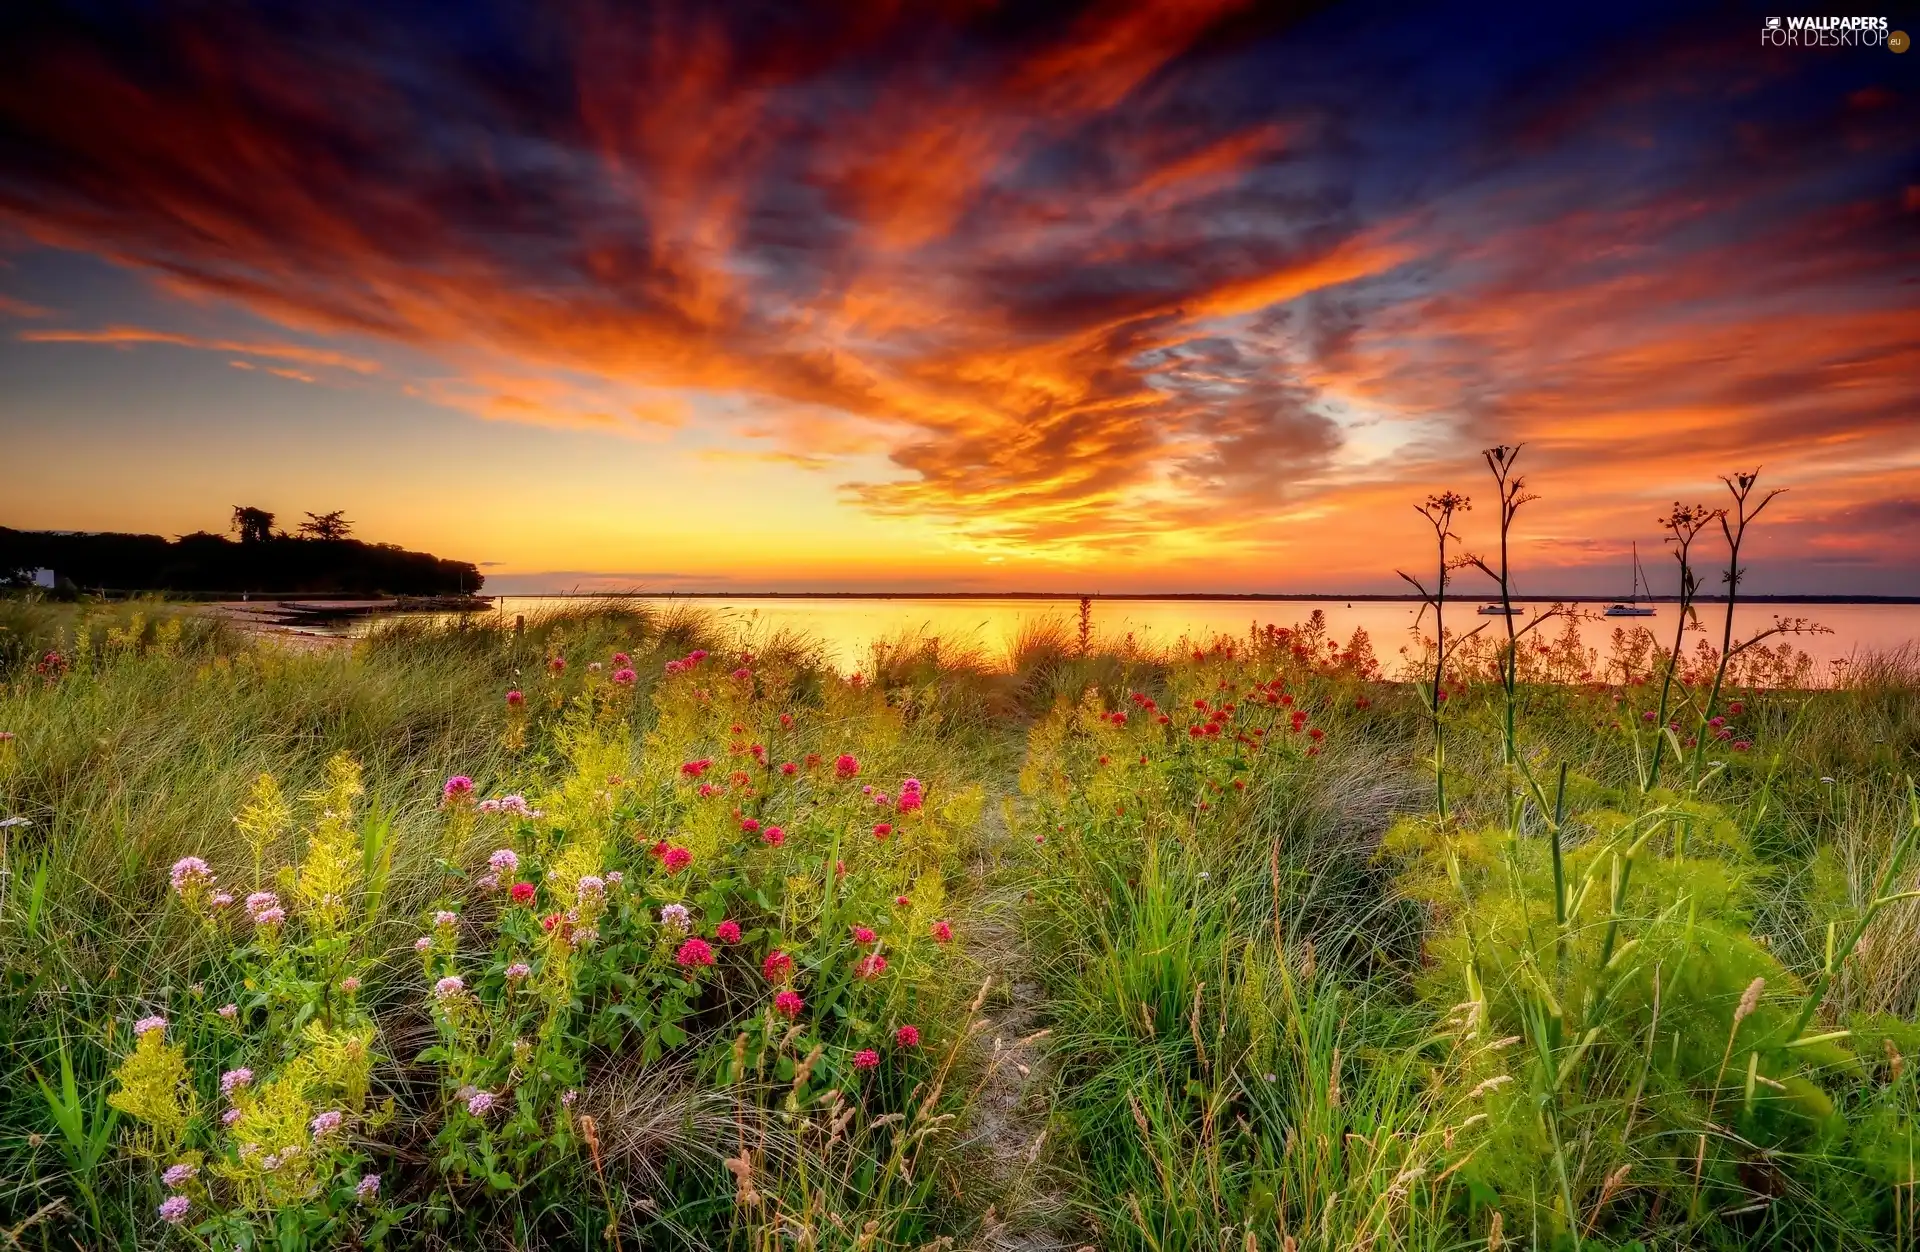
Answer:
[779,713,794,729]
[1156,714,1171,725]
[510,881,536,905]
[763,950,794,982]
[895,1024,920,1048]
[854,953,888,980]
[805,752,822,768]
[872,822,893,839]
[612,652,630,666]
[835,754,861,780]
[773,989,804,1017]
[852,926,877,944]
[714,919,742,944]
[852,1048,880,1070]
[680,758,713,778]
[548,657,565,674]
[662,846,692,873]
[1307,727,1325,742]
[676,938,715,968]
[894,894,911,907]
[505,689,525,708]
[930,920,953,944]
[541,912,563,932]
[740,817,761,834]
[780,761,798,775]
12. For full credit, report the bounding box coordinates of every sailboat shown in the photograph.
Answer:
[1604,542,1656,617]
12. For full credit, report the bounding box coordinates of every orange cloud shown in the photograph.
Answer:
[19,325,382,373]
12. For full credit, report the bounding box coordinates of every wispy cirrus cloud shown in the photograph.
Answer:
[19,325,383,374]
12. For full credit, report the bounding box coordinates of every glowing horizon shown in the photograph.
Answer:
[2,2,1915,596]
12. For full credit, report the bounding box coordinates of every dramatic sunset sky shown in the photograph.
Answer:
[2,1,1915,594]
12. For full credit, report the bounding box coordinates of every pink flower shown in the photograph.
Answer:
[169,856,215,896]
[715,919,741,944]
[355,1174,381,1203]
[254,906,285,927]
[434,910,459,928]
[134,1015,167,1038]
[762,950,794,982]
[163,1162,197,1189]
[1729,700,1745,715]
[852,1048,880,1070]
[244,891,280,923]
[489,848,519,874]
[221,1067,253,1096]
[773,989,804,1018]
[158,1195,191,1224]
[852,926,877,944]
[218,1003,238,1020]
[689,650,709,662]
[662,846,692,873]
[434,975,465,1000]
[930,920,953,944]
[210,892,234,909]
[895,1025,920,1048]
[467,1090,496,1116]
[762,825,785,847]
[506,689,525,707]
[309,1110,344,1139]
[341,977,360,994]
[442,776,475,804]
[505,962,532,981]
[897,789,923,813]
[731,667,752,681]
[854,953,888,980]
[612,668,637,685]
[415,936,433,953]
[835,754,861,780]
[872,822,893,839]
[1641,710,1656,723]
[1733,740,1752,752]
[740,817,761,834]
[676,938,715,968]
[510,881,536,905]
[548,657,566,674]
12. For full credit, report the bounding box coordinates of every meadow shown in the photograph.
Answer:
[3,479,1918,1250]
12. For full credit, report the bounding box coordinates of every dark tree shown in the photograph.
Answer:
[298,510,354,541]
[230,506,276,544]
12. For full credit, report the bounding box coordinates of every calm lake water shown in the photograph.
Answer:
[439,596,1919,678]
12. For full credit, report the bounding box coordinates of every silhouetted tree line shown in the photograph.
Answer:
[1,507,482,596]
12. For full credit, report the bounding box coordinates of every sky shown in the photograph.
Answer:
[1,0,1916,595]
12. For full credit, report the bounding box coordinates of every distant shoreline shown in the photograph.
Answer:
[489,591,1920,605]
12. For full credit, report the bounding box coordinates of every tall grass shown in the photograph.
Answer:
[2,591,1916,1250]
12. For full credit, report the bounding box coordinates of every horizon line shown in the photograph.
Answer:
[477,590,1920,605]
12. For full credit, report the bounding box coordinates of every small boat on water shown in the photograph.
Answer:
[1478,603,1524,616]
[1604,542,1657,617]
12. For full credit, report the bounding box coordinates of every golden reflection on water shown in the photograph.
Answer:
[470,596,1917,676]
